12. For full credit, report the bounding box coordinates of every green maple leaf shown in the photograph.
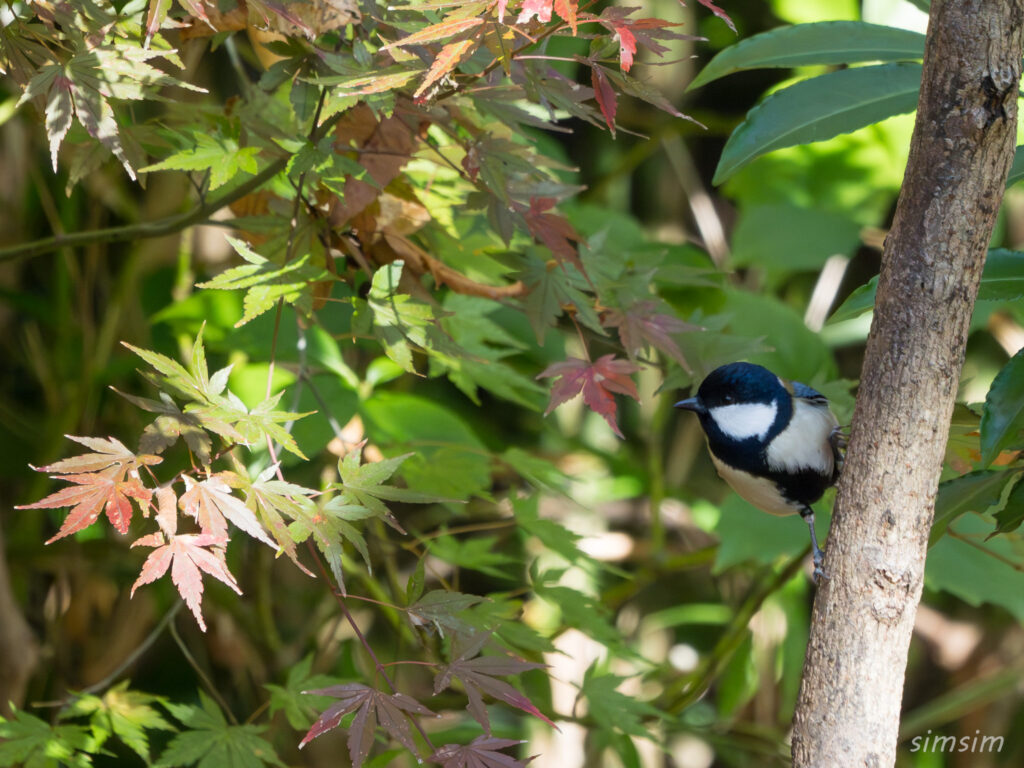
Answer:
[241,467,319,574]
[332,443,454,526]
[517,249,603,343]
[141,131,259,189]
[0,706,97,768]
[198,236,335,327]
[123,325,232,406]
[265,655,344,730]
[156,692,284,768]
[353,261,455,373]
[430,295,546,410]
[62,682,174,763]
[579,664,663,740]
[232,390,312,461]
[113,389,213,464]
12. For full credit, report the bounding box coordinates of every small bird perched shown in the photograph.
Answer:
[675,362,844,581]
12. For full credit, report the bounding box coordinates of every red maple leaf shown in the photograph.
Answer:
[693,0,736,33]
[299,683,434,766]
[591,65,617,135]
[537,354,640,438]
[18,464,153,543]
[433,632,554,733]
[130,525,240,632]
[603,301,699,371]
[520,197,584,273]
[430,736,533,768]
[600,7,703,72]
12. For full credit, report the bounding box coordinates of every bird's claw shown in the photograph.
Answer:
[812,549,829,584]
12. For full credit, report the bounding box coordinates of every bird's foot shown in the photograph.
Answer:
[812,548,829,584]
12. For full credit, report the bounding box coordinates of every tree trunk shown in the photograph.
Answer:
[791,2,1024,766]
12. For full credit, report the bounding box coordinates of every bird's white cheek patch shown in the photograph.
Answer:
[709,402,778,440]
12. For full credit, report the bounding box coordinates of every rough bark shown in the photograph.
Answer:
[791,2,1024,766]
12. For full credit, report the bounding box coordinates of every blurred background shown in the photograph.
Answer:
[2,1,1023,767]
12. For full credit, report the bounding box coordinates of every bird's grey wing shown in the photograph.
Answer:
[791,380,829,406]
[828,424,848,483]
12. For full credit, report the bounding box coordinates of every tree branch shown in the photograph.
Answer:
[791,3,1024,765]
[0,112,345,264]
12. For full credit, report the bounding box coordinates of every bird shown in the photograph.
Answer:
[674,362,844,582]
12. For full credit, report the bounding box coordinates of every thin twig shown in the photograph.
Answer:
[169,616,239,725]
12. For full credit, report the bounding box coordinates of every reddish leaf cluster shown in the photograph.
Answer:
[603,300,699,371]
[16,436,159,544]
[298,683,434,763]
[537,355,641,438]
[430,736,533,768]
[433,633,554,733]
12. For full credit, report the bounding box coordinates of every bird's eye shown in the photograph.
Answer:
[723,394,734,404]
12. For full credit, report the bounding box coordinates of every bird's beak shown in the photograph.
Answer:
[674,397,705,414]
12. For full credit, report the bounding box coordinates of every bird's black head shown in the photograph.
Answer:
[674,363,792,459]
[676,362,787,413]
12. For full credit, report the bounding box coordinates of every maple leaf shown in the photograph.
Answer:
[241,466,318,575]
[517,0,553,25]
[381,17,483,50]
[114,389,213,464]
[179,474,277,549]
[298,683,434,766]
[331,442,452,534]
[599,7,704,73]
[433,632,553,733]
[130,524,240,632]
[414,38,476,101]
[18,462,154,544]
[407,590,486,636]
[33,435,162,475]
[613,23,637,71]
[537,354,641,438]
[694,0,736,33]
[158,690,284,768]
[591,65,617,135]
[520,198,584,274]
[603,301,699,371]
[554,0,579,35]
[430,735,532,768]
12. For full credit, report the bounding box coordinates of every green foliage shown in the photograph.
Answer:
[157,692,285,768]
[714,62,922,183]
[980,349,1024,466]
[6,1,1024,767]
[0,707,97,768]
[688,21,924,89]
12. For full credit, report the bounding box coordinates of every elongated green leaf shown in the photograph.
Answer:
[829,249,1024,324]
[1006,145,1024,187]
[714,63,922,184]
[976,249,1024,301]
[689,22,924,90]
[991,473,1024,536]
[928,469,1016,546]
[980,349,1024,466]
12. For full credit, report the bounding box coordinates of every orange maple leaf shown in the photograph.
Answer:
[18,465,153,543]
[131,529,240,632]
